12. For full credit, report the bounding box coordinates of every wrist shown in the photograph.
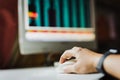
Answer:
[93,53,103,72]
[96,49,117,73]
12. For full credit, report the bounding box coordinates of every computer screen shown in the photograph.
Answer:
[18,0,96,55]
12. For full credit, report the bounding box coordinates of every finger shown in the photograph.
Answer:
[72,46,80,50]
[72,46,83,51]
[59,50,74,63]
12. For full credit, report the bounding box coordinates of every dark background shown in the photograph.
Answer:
[0,0,120,79]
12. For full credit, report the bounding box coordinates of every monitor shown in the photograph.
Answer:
[18,0,97,55]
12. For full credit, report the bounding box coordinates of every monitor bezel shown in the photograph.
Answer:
[18,0,97,55]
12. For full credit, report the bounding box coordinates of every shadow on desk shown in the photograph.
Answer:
[100,74,118,80]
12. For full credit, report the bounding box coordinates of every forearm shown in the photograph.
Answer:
[103,55,120,79]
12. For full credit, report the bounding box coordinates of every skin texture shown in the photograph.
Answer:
[59,47,120,79]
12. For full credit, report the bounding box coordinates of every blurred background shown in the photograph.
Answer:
[0,0,120,79]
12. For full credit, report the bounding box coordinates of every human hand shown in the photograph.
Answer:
[59,47,102,74]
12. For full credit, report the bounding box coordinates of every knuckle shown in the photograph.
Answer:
[72,46,79,49]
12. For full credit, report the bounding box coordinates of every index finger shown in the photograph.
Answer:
[59,50,75,63]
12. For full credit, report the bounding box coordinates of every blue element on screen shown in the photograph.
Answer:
[44,0,50,27]
[28,0,31,5]
[72,0,77,28]
[54,0,61,27]
[35,0,41,26]
[63,0,69,28]
[80,0,85,28]
[28,0,91,28]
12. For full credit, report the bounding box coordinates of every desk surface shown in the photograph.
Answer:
[0,67,104,80]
